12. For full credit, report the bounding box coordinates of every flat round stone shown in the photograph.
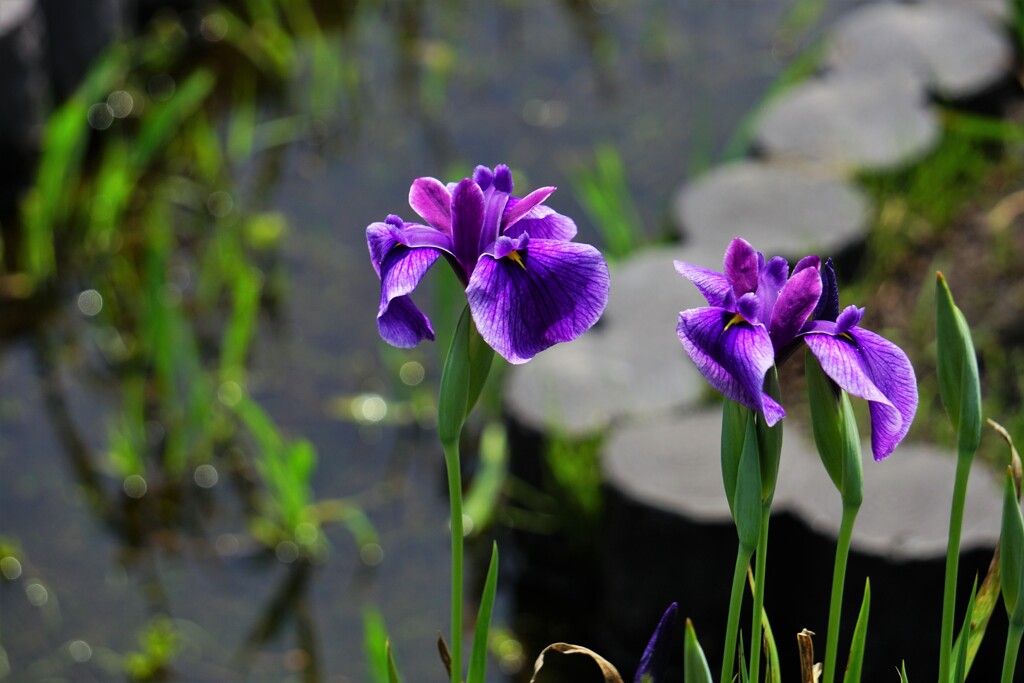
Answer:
[827,4,1012,99]
[603,410,1003,560]
[674,161,870,258]
[755,70,940,171]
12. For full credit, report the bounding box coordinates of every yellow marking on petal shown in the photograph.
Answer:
[507,250,526,269]
[840,332,854,342]
[724,313,746,331]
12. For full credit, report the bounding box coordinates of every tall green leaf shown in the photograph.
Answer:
[684,619,713,683]
[466,543,499,683]
[843,579,871,683]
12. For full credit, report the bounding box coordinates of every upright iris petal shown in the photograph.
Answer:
[367,164,610,364]
[676,238,918,460]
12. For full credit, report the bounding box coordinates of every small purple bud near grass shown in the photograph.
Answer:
[367,164,610,364]
[675,238,918,461]
[635,603,679,683]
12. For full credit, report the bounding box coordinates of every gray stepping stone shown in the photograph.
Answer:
[505,247,720,436]
[826,4,1012,99]
[673,162,871,259]
[0,0,46,153]
[603,409,1002,559]
[923,0,1009,22]
[755,70,940,171]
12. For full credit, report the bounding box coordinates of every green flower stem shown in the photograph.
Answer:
[748,501,771,683]
[822,503,860,683]
[442,439,464,683]
[722,544,754,683]
[1001,623,1023,683]
[939,449,973,683]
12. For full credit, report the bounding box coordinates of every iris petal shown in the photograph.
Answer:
[450,178,487,279]
[634,603,679,683]
[503,203,577,241]
[674,261,731,307]
[769,266,822,349]
[677,307,785,425]
[408,177,452,233]
[724,238,760,296]
[804,327,918,460]
[377,246,442,347]
[502,186,556,230]
[466,239,609,364]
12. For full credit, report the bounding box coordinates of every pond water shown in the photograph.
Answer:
[0,1,865,680]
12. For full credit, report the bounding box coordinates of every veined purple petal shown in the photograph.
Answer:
[634,603,679,683]
[366,220,402,277]
[804,327,917,460]
[757,256,789,325]
[725,238,760,296]
[674,261,730,307]
[480,177,512,255]
[377,246,442,347]
[408,177,452,233]
[737,293,761,322]
[836,305,863,333]
[473,165,494,190]
[466,239,609,364]
[793,254,820,274]
[813,258,840,322]
[769,266,822,349]
[677,308,785,425]
[451,178,486,281]
[502,186,556,230]
[503,203,577,241]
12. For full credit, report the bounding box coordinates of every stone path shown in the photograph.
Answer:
[505,0,1014,561]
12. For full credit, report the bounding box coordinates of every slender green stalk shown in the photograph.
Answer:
[748,502,771,683]
[1002,624,1023,683]
[442,440,464,683]
[722,545,754,683]
[822,503,859,683]
[939,450,973,683]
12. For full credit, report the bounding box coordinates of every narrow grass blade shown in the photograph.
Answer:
[466,543,499,683]
[952,578,978,683]
[843,579,870,683]
[363,606,389,683]
[386,641,402,683]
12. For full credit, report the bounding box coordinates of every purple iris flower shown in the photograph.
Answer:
[675,237,918,460]
[367,164,610,364]
[634,602,678,683]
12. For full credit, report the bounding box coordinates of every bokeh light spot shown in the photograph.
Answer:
[359,543,384,566]
[148,74,176,102]
[275,541,299,563]
[87,103,113,130]
[218,381,243,406]
[295,523,318,546]
[200,13,228,41]
[194,464,218,489]
[107,90,134,118]
[207,190,234,217]
[353,393,387,423]
[215,533,240,557]
[69,640,93,663]
[123,475,148,499]
[399,361,425,386]
[25,582,48,606]
[77,289,103,316]
[0,556,22,580]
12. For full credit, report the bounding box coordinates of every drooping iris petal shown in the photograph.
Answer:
[502,186,556,230]
[725,238,760,296]
[768,265,822,349]
[804,327,918,460]
[503,203,577,241]
[466,239,609,364]
[677,308,786,425]
[366,219,402,277]
[634,603,679,683]
[674,261,731,307]
[408,177,452,233]
[377,246,442,347]
[835,305,863,333]
[450,178,487,280]
[793,254,820,274]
